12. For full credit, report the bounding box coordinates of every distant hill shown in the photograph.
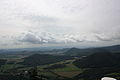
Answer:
[63,45,120,57]
[63,47,108,57]
[63,48,82,56]
[73,49,120,68]
[20,54,73,66]
[103,45,120,53]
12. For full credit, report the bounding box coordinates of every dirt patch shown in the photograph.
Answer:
[54,71,81,78]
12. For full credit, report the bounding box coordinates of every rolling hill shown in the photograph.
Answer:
[73,49,120,68]
[20,54,73,66]
[63,45,120,57]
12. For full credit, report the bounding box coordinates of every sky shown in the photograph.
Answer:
[0,0,120,49]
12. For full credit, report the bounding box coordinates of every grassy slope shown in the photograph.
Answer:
[53,60,83,78]
[37,59,83,78]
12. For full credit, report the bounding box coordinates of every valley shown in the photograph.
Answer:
[0,45,120,80]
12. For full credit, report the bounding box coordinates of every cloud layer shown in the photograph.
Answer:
[0,0,120,48]
[19,31,120,44]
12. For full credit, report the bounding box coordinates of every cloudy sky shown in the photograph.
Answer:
[0,0,120,49]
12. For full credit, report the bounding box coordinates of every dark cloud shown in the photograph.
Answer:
[19,31,57,44]
[95,35,113,41]
[95,33,120,41]
[20,33,45,44]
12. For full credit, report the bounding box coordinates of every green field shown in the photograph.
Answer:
[0,58,82,78]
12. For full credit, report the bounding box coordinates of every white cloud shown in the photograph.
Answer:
[0,0,120,48]
[18,30,120,44]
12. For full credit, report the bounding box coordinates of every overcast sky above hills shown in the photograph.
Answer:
[0,0,120,49]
